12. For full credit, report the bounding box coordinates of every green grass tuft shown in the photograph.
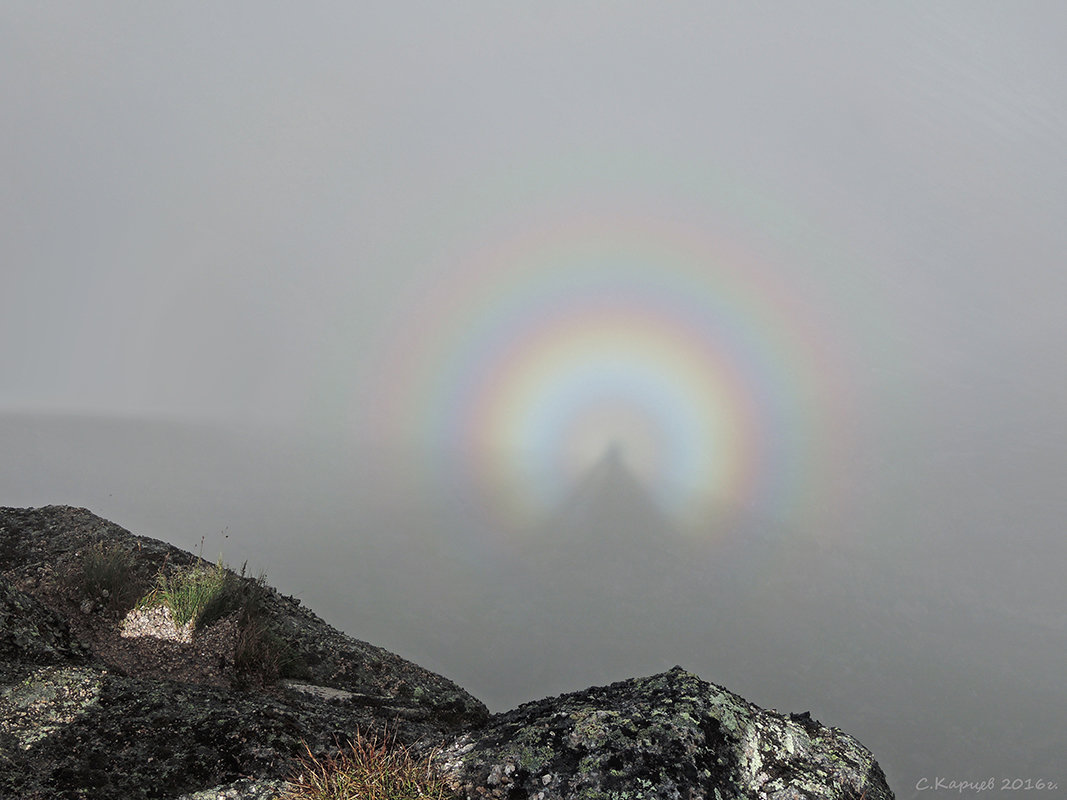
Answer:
[138,557,306,684]
[139,558,241,629]
[283,729,452,800]
[70,539,305,686]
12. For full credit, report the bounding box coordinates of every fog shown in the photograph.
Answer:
[4,416,1064,796]
[3,4,1066,797]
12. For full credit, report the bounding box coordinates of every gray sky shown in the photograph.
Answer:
[5,2,1067,542]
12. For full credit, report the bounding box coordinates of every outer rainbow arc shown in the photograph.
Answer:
[359,208,852,539]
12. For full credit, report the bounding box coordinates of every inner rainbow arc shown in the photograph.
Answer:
[460,307,761,520]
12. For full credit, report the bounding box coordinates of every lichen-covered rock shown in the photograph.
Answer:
[434,666,893,800]
[1,661,394,799]
[0,576,89,665]
[0,642,485,799]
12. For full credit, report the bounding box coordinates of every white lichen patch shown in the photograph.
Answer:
[174,777,289,799]
[739,722,763,781]
[779,721,812,758]
[0,665,104,749]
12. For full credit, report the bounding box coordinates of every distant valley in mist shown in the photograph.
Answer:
[2,413,1064,798]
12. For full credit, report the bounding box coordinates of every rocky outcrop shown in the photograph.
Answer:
[435,667,891,800]
[0,506,487,799]
[0,507,894,799]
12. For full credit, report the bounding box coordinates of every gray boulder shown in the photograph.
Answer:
[435,666,892,800]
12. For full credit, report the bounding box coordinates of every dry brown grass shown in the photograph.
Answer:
[283,728,452,800]
[73,541,145,614]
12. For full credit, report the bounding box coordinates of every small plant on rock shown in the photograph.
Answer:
[284,729,452,800]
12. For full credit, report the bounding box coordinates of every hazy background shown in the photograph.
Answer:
[3,4,1065,797]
